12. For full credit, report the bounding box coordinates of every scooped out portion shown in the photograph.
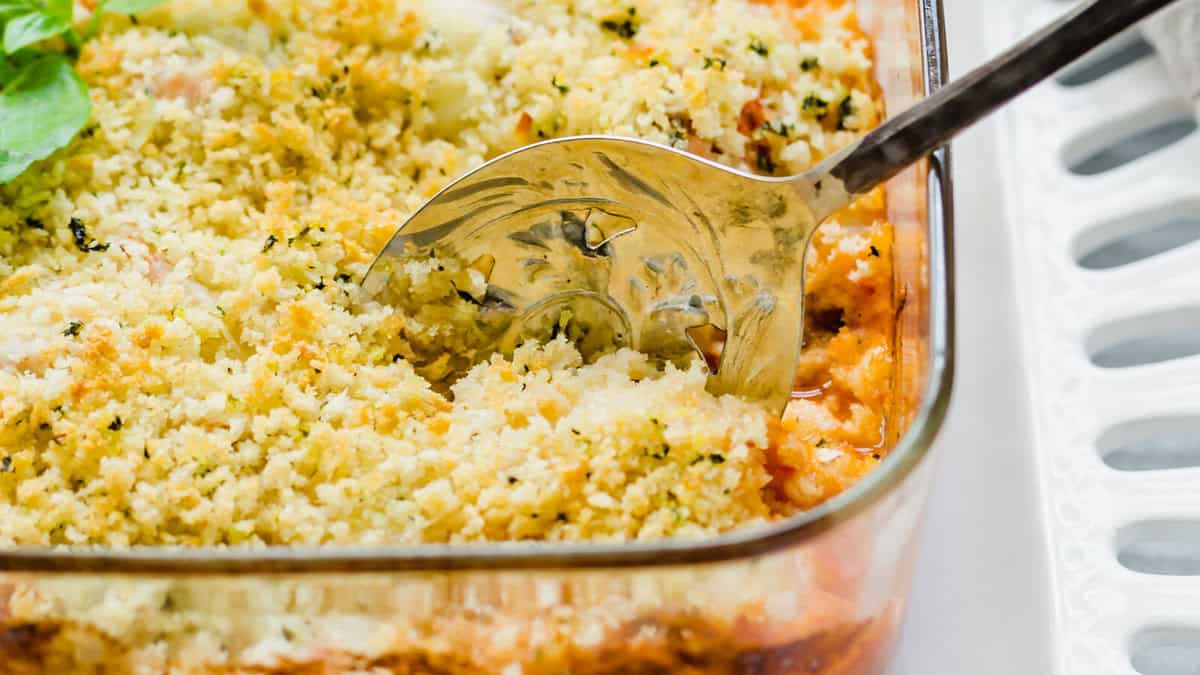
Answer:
[0,0,893,547]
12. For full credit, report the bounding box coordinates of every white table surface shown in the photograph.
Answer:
[890,2,1058,673]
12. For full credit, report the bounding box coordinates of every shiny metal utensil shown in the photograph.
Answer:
[365,0,1177,414]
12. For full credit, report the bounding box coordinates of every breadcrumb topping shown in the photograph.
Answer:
[0,0,892,547]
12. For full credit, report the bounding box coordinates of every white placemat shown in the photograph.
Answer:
[984,1,1200,673]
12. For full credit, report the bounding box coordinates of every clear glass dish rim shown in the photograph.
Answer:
[0,0,954,575]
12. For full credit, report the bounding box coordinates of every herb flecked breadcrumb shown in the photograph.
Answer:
[0,0,893,548]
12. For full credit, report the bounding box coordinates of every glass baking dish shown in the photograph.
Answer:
[0,1,953,672]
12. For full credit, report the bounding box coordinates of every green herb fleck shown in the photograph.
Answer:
[262,234,278,252]
[708,453,726,464]
[754,145,776,174]
[67,217,108,252]
[869,245,880,257]
[646,443,670,460]
[836,96,856,131]
[0,456,10,473]
[107,415,122,431]
[23,216,45,229]
[762,120,792,138]
[62,320,82,337]
[551,75,569,93]
[803,93,829,119]
[702,56,726,71]
[800,57,819,71]
[286,226,311,246]
[335,273,353,283]
[556,512,568,522]
[507,475,518,484]
[748,38,769,57]
[600,7,638,39]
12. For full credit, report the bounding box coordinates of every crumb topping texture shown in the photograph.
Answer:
[0,0,893,547]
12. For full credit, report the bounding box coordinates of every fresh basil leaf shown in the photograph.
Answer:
[0,57,19,82]
[3,10,71,53]
[0,1,36,21]
[0,48,37,78]
[0,53,91,182]
[105,0,167,13]
[46,0,72,21]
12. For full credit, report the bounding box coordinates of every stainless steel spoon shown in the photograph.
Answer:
[364,0,1178,414]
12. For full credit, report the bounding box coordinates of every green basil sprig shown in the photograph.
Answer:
[0,0,167,183]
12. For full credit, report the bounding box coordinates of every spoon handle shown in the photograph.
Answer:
[821,0,1179,198]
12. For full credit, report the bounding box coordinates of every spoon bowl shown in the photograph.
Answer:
[364,136,826,412]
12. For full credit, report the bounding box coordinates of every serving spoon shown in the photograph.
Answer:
[364,0,1178,414]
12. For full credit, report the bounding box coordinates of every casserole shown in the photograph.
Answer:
[0,0,952,672]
